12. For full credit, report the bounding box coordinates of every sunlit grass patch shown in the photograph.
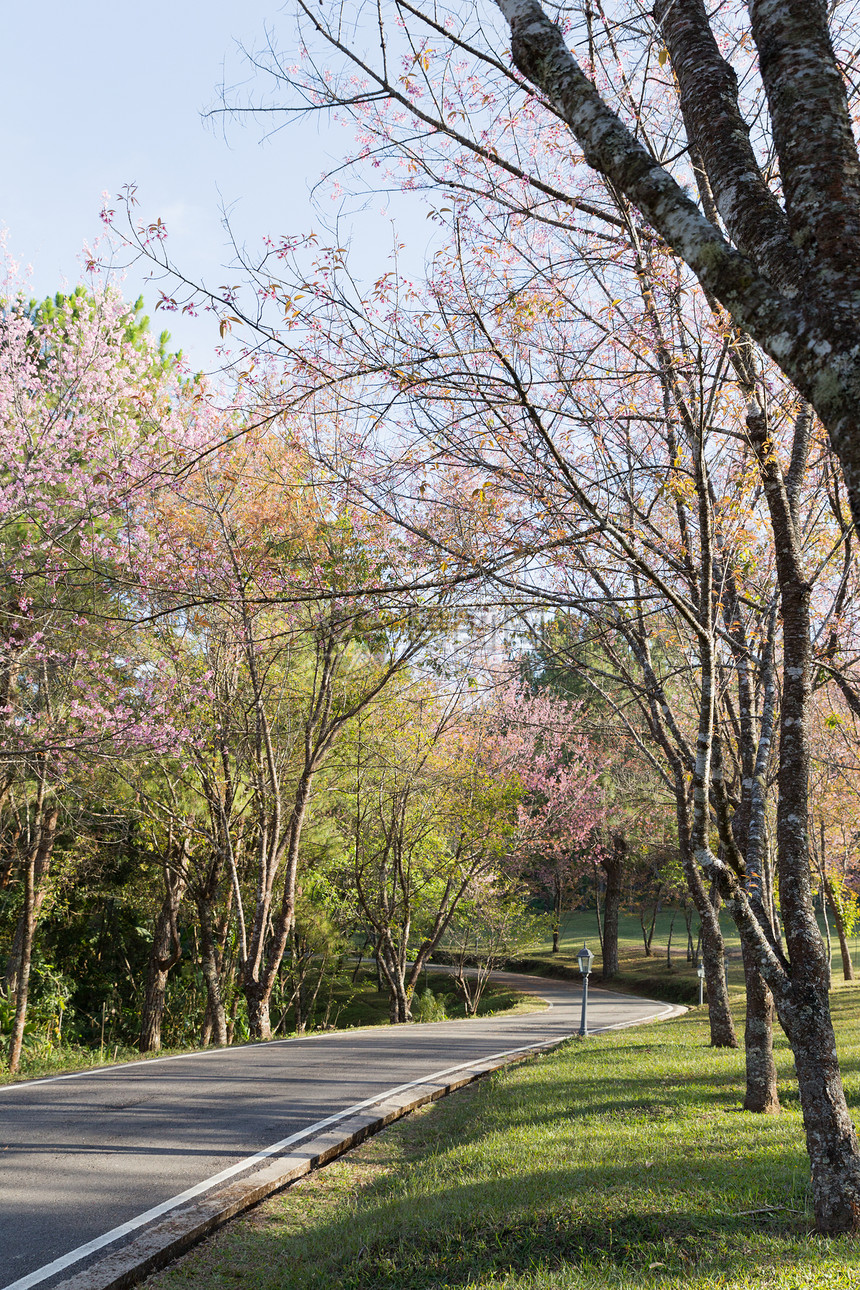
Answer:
[146,985,860,1290]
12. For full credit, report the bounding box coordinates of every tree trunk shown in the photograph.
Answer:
[640,887,662,956]
[551,876,562,953]
[748,407,860,1228]
[778,983,860,1231]
[741,940,780,1113]
[138,873,186,1054]
[376,935,412,1023]
[138,940,173,1054]
[3,913,27,999]
[8,806,59,1074]
[198,901,227,1047]
[678,803,737,1048]
[699,915,736,1048]
[242,775,314,1041]
[390,971,412,1023]
[685,905,695,962]
[245,985,273,1041]
[819,885,833,990]
[824,877,855,982]
[4,834,54,998]
[226,988,241,1045]
[601,837,624,981]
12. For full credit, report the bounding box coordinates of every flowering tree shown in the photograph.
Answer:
[488,683,606,955]
[97,0,860,1233]
[0,273,188,1071]
[214,218,860,1223]
[336,681,530,1022]
[232,0,860,534]
[130,424,439,1039]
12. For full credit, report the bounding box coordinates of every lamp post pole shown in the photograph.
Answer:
[579,972,590,1037]
[697,962,705,1007]
[576,944,594,1037]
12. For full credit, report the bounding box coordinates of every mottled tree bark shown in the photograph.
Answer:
[139,858,187,1054]
[139,900,182,1052]
[675,782,737,1049]
[779,983,860,1232]
[495,0,860,528]
[245,986,273,1042]
[4,824,54,1000]
[741,940,780,1114]
[697,899,737,1049]
[744,409,860,1229]
[198,899,227,1047]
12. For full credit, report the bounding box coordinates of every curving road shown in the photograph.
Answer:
[0,972,681,1290]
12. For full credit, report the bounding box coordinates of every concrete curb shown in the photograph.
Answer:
[39,999,687,1290]
[48,1044,554,1290]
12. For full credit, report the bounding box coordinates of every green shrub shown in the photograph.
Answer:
[411,989,447,1022]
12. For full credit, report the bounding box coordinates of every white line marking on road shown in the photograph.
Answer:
[0,985,562,1095]
[0,1030,338,1093]
[1,990,679,1290]
[0,1035,566,1290]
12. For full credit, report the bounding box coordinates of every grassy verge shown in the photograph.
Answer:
[0,974,542,1086]
[503,949,707,1007]
[145,985,860,1290]
[522,909,860,991]
[0,1039,193,1086]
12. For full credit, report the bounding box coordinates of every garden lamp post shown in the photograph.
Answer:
[697,962,705,1007]
[577,944,594,1036]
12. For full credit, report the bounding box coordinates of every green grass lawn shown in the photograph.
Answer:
[145,984,860,1290]
[546,908,746,957]
[531,906,860,967]
[505,908,859,1007]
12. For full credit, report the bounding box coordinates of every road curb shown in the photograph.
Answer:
[34,997,686,1290]
[48,1043,558,1290]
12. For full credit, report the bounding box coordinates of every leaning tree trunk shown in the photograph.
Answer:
[139,870,187,1054]
[748,406,860,1230]
[242,775,314,1041]
[4,827,54,999]
[680,836,737,1048]
[601,836,625,981]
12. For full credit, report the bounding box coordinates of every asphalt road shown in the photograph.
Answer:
[0,972,679,1290]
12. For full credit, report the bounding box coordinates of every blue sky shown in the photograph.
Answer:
[3,1,421,366]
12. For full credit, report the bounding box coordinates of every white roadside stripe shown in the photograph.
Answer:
[0,1029,346,1094]
[2,993,681,1290]
[0,1036,566,1290]
[0,988,556,1095]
